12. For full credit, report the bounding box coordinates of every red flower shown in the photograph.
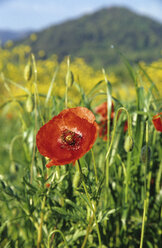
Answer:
[46,183,51,188]
[36,107,98,167]
[6,113,13,120]
[124,120,128,133]
[98,120,107,141]
[95,101,114,120]
[152,112,162,132]
[95,101,114,140]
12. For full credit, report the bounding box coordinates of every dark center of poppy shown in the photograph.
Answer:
[61,129,82,150]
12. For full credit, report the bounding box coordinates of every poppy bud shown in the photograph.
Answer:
[26,95,34,113]
[124,135,134,152]
[24,61,32,81]
[141,145,151,164]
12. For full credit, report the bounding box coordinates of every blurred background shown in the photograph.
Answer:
[0,0,162,101]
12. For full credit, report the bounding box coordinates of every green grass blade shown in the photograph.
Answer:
[45,66,59,106]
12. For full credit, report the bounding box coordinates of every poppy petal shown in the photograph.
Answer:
[95,101,114,119]
[152,112,162,132]
[36,107,98,166]
[95,101,115,140]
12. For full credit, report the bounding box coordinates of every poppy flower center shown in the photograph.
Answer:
[65,134,74,144]
[60,129,82,150]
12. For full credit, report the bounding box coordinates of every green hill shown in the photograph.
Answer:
[14,7,162,68]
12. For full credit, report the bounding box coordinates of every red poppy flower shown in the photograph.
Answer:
[98,120,107,141]
[95,101,114,140]
[152,112,162,132]
[95,101,114,120]
[36,107,98,167]
[46,183,51,188]
[6,113,13,120]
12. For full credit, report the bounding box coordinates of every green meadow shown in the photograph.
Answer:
[0,45,162,248]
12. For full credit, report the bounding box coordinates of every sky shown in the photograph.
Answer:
[0,0,162,31]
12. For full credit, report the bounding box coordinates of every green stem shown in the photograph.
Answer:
[105,158,109,199]
[47,229,69,248]
[9,135,23,162]
[81,214,94,248]
[30,83,37,184]
[37,196,46,248]
[155,130,162,194]
[116,154,127,205]
[140,120,149,248]
[105,107,132,160]
[65,83,68,109]
[156,160,162,194]
[125,152,131,204]
[31,53,37,83]
[140,199,147,248]
[19,202,39,231]
[144,121,149,196]
[65,56,70,109]
[109,131,121,166]
[91,149,98,184]
[103,69,111,206]
[30,54,38,184]
[77,160,102,248]
[105,107,132,213]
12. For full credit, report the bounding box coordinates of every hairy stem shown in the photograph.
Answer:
[37,196,46,248]
[78,160,102,248]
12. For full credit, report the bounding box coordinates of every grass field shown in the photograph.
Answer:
[0,46,162,248]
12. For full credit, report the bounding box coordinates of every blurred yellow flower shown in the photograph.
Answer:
[30,33,37,41]
[1,44,161,106]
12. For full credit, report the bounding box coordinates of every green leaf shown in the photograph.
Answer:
[138,62,160,97]
[52,207,68,216]
[118,51,137,86]
[23,177,37,192]
[45,66,59,105]
[98,208,120,223]
[78,192,92,209]
[73,81,89,106]
[66,70,74,87]
[4,186,14,196]
[0,179,6,189]
[2,75,31,95]
[3,241,11,248]
[146,241,153,248]
[65,199,85,216]
[87,79,105,97]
